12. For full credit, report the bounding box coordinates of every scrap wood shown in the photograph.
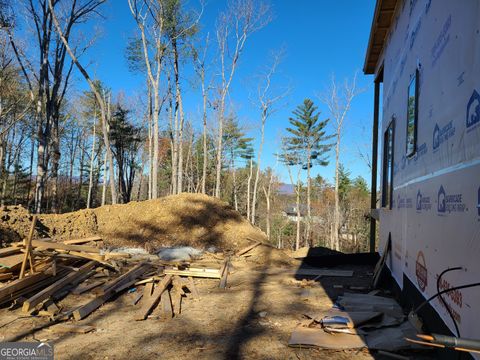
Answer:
[61,251,107,264]
[0,270,51,301]
[72,280,105,295]
[0,268,70,306]
[171,288,182,315]
[134,276,163,286]
[219,258,229,289]
[271,268,354,278]
[288,326,366,349]
[135,274,173,320]
[0,254,24,269]
[99,262,151,295]
[73,265,150,321]
[164,267,221,279]
[141,282,154,302]
[45,300,61,316]
[159,289,173,319]
[19,215,37,279]
[30,240,101,254]
[0,247,21,257]
[49,323,96,334]
[236,242,261,256]
[63,236,102,245]
[297,268,354,278]
[0,273,13,281]
[22,261,97,312]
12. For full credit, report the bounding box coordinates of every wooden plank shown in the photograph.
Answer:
[171,287,182,315]
[134,276,163,286]
[0,254,24,269]
[99,262,151,295]
[139,282,154,306]
[0,247,21,257]
[0,269,68,305]
[22,261,96,312]
[219,258,229,289]
[73,292,112,321]
[135,274,172,321]
[49,324,95,334]
[73,264,151,320]
[64,251,106,263]
[159,289,173,319]
[19,216,37,279]
[72,280,104,295]
[63,236,102,245]
[164,269,221,279]
[0,273,13,281]
[31,240,101,253]
[295,269,354,278]
[236,242,261,256]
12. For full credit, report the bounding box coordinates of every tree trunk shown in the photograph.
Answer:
[86,113,96,208]
[251,108,266,224]
[173,38,185,194]
[306,143,311,247]
[147,79,153,200]
[201,67,208,194]
[232,156,238,211]
[263,185,271,240]
[246,157,253,219]
[214,93,226,198]
[77,140,85,207]
[333,134,341,251]
[25,134,35,206]
[295,178,301,251]
[49,3,117,205]
[50,117,60,213]
[101,150,107,206]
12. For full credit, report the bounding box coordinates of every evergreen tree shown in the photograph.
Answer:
[285,98,333,245]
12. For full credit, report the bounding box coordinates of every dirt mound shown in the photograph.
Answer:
[0,193,267,252]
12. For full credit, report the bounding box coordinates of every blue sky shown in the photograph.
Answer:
[76,0,377,185]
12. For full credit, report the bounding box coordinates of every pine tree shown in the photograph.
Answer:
[285,98,332,246]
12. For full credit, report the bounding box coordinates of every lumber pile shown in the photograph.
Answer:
[0,217,139,322]
[1,217,233,336]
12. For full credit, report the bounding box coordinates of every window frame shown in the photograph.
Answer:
[406,69,419,157]
[382,117,395,209]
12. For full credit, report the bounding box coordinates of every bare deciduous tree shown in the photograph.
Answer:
[319,73,360,251]
[214,0,271,198]
[251,50,287,224]
[48,0,117,206]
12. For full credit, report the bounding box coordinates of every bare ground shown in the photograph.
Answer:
[0,248,381,360]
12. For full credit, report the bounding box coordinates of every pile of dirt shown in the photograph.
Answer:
[0,193,267,252]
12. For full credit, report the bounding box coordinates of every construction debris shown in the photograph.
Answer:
[289,290,421,354]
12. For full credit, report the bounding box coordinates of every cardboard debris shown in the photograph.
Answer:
[288,327,366,349]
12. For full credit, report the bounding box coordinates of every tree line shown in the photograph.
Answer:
[0,0,370,252]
